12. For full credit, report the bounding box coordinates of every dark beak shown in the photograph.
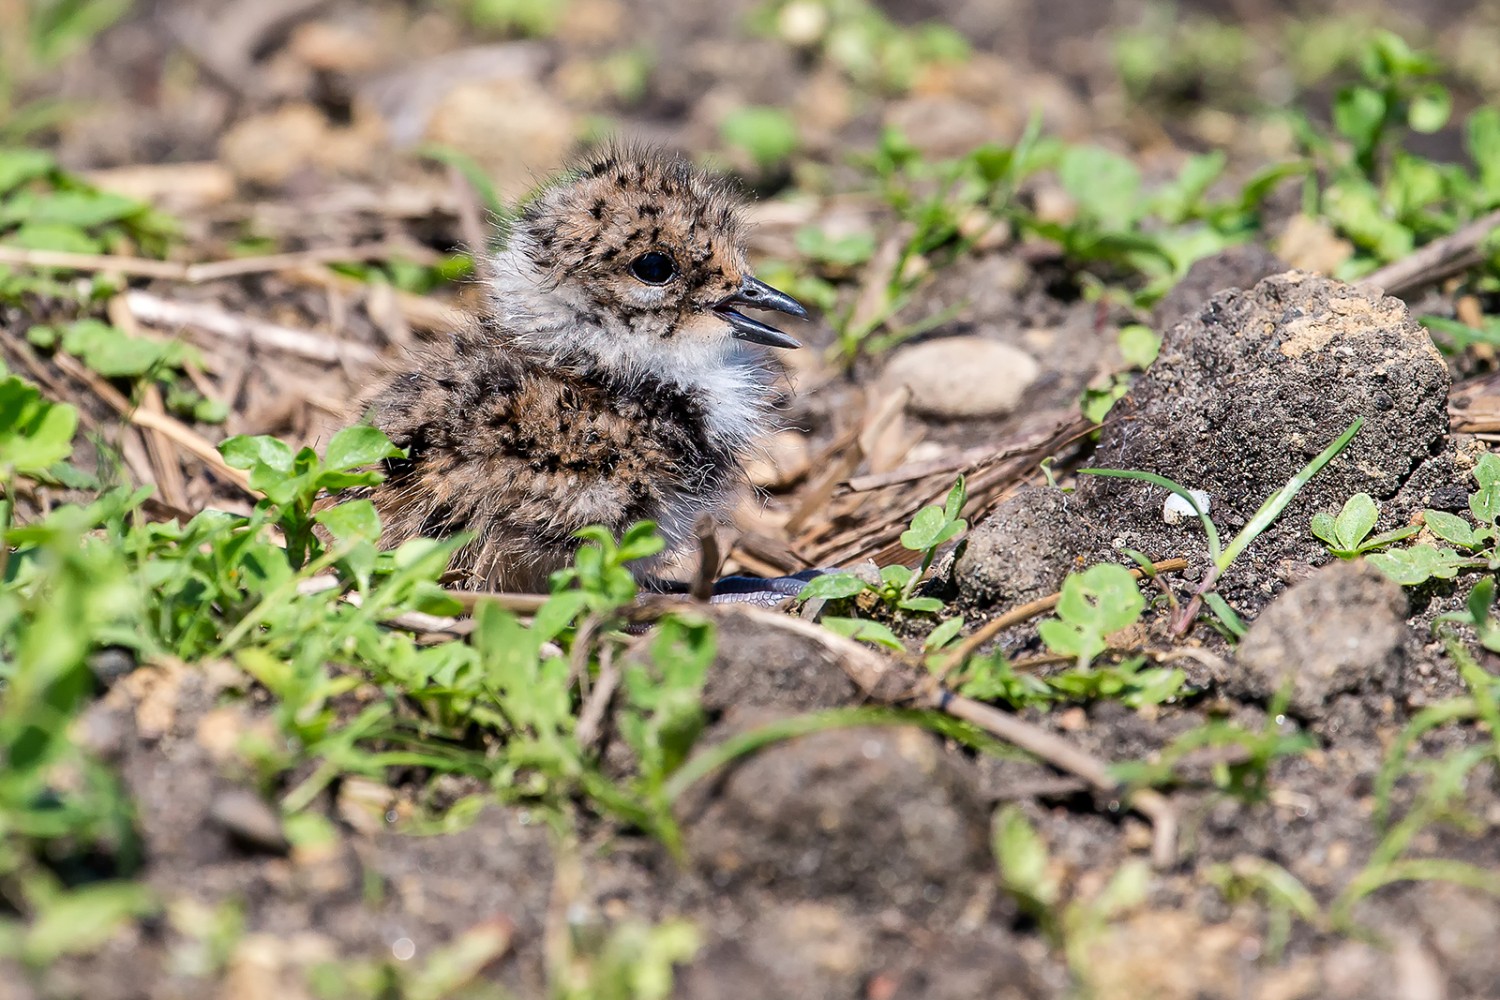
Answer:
[714,276,808,350]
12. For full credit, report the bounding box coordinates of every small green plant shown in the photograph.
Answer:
[992,805,1151,980]
[1309,492,1419,558]
[1365,453,1500,586]
[0,149,173,266]
[1290,32,1500,278]
[720,106,800,173]
[1331,638,1500,930]
[754,0,968,95]
[1206,857,1323,960]
[1114,690,1315,803]
[798,477,967,648]
[1036,564,1145,668]
[1086,417,1363,634]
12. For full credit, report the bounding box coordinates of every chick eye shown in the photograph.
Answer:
[629,251,678,285]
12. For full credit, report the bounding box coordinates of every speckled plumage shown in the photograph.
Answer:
[359,144,805,591]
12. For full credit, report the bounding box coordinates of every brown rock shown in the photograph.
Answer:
[1234,560,1407,718]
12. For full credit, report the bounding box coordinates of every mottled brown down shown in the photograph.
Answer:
[356,145,788,591]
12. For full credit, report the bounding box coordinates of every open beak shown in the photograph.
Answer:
[714,276,808,350]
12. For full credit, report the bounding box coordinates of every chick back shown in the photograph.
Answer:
[364,325,740,592]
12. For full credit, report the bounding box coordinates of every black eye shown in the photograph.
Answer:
[629,251,677,285]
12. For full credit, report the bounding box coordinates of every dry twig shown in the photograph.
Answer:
[125,290,379,366]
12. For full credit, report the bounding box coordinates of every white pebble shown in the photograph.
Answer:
[1162,490,1211,525]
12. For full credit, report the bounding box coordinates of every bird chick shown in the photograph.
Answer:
[362,144,807,592]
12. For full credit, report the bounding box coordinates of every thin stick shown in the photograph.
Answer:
[125,290,379,365]
[0,240,419,284]
[1359,207,1500,298]
[128,407,253,493]
[689,515,721,603]
[446,590,550,615]
[576,644,621,751]
[930,691,1178,868]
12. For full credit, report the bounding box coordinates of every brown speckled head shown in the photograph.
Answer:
[507,142,802,348]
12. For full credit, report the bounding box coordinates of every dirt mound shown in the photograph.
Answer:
[957,269,1454,617]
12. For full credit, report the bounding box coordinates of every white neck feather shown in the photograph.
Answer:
[483,239,776,452]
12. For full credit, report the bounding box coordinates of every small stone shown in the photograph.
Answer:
[1233,560,1407,719]
[210,789,290,856]
[881,337,1040,420]
[1162,490,1211,525]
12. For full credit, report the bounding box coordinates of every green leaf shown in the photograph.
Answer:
[324,425,402,471]
[220,435,295,474]
[992,804,1058,912]
[0,148,54,196]
[314,499,382,545]
[1476,452,1500,490]
[24,882,156,964]
[60,318,174,377]
[2,189,142,229]
[897,595,944,613]
[1467,106,1500,196]
[879,564,914,590]
[900,506,947,551]
[923,615,965,652]
[1423,510,1480,549]
[721,106,800,170]
[616,521,666,562]
[797,572,871,601]
[1332,85,1386,152]
[1037,564,1145,665]
[8,221,100,253]
[1407,83,1452,133]
[1117,325,1160,369]
[1058,145,1142,230]
[821,616,904,651]
[1332,492,1379,552]
[0,374,79,474]
[1366,544,1469,586]
[943,475,968,522]
[1310,511,1339,549]
[1471,484,1500,526]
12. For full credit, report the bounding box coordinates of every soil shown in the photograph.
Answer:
[7,0,1500,998]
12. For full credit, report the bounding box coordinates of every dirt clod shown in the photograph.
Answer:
[954,485,1097,609]
[1232,559,1408,719]
[684,725,988,916]
[1078,269,1451,615]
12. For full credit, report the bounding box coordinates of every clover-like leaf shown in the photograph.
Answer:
[821,616,904,651]
[1038,564,1144,665]
[1366,544,1469,586]
[797,572,871,602]
[1332,492,1379,552]
[323,425,402,472]
[0,375,78,475]
[219,434,295,474]
[1423,510,1481,550]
